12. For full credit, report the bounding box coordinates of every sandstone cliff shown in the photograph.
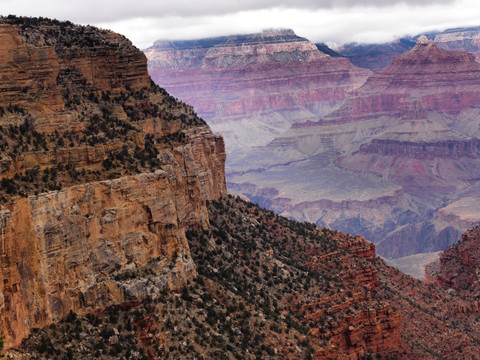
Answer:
[0,16,226,348]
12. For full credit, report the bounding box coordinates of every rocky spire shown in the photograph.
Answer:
[416,34,434,45]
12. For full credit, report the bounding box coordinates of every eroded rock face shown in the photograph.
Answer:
[0,20,150,133]
[431,226,480,292]
[145,29,372,155]
[228,38,480,258]
[0,171,201,346]
[0,17,226,348]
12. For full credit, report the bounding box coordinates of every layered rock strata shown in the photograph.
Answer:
[434,26,480,60]
[229,37,480,258]
[145,29,372,155]
[0,16,226,347]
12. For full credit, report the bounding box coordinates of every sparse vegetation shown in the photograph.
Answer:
[10,196,391,359]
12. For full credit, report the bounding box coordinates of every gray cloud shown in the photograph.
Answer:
[0,0,455,24]
[0,0,475,49]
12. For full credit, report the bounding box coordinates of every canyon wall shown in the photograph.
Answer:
[0,16,226,347]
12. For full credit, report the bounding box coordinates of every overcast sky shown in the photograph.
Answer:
[1,0,480,49]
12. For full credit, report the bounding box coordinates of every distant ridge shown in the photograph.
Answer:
[337,25,480,72]
[146,28,308,51]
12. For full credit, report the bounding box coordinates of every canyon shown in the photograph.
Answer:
[145,29,372,157]
[150,31,480,259]
[3,15,480,360]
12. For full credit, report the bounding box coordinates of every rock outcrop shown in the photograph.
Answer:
[145,29,372,155]
[0,16,226,348]
[430,226,480,292]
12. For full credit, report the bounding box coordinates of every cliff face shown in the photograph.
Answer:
[0,172,200,346]
[0,19,150,133]
[228,36,480,258]
[0,16,226,348]
[145,29,372,155]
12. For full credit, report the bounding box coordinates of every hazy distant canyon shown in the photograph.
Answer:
[146,27,480,260]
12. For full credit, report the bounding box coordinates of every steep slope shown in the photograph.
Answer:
[428,225,480,292]
[0,16,226,348]
[229,36,480,258]
[10,197,480,359]
[9,196,404,359]
[145,29,372,156]
[376,256,480,359]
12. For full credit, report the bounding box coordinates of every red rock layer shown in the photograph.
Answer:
[0,20,150,133]
[145,29,372,151]
[330,38,480,123]
[376,258,480,359]
[432,226,480,292]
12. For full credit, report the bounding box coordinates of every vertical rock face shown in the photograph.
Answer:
[145,29,372,155]
[0,172,201,346]
[0,16,226,347]
[229,37,480,258]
